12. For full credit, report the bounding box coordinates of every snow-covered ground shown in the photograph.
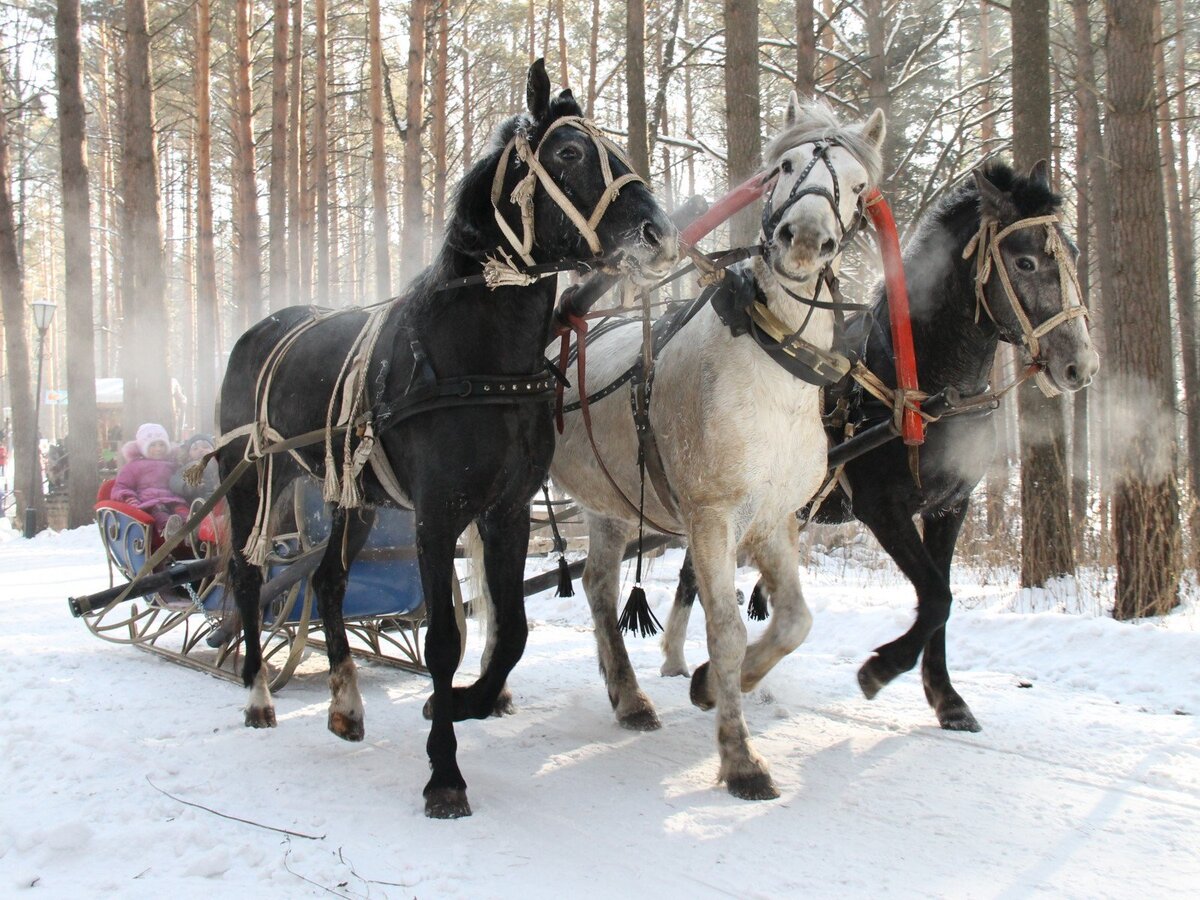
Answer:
[1,520,1198,898]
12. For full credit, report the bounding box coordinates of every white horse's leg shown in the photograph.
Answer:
[660,555,698,676]
[740,516,812,691]
[478,585,515,716]
[581,513,661,730]
[687,511,777,800]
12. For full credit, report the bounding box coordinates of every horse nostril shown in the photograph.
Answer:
[1065,364,1079,385]
[820,237,837,256]
[778,224,794,245]
[641,221,661,248]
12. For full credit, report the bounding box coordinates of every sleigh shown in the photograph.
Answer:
[68,476,640,689]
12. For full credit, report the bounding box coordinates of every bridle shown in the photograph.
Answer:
[483,115,647,285]
[760,138,868,265]
[963,213,1089,397]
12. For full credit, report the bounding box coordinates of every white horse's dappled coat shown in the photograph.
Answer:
[549,98,886,799]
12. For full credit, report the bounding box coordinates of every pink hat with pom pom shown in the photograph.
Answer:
[135,423,171,457]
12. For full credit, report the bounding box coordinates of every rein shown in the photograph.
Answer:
[962,212,1088,398]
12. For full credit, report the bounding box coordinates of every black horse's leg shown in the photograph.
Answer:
[223,474,272,727]
[661,548,700,677]
[919,498,980,731]
[316,506,376,741]
[416,512,471,819]
[854,495,954,699]
[449,504,531,720]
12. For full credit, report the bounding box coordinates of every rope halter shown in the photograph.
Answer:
[962,213,1089,397]
[487,115,647,283]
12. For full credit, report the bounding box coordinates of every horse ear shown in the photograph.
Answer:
[1028,158,1051,188]
[972,166,1009,215]
[526,58,550,120]
[785,90,802,127]
[861,108,886,152]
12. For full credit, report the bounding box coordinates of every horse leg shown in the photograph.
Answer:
[739,516,812,691]
[687,512,776,801]
[316,506,376,741]
[919,499,980,732]
[660,549,699,677]
[855,496,955,701]
[416,513,471,818]
[222,474,272,728]
[581,513,660,730]
[444,504,531,720]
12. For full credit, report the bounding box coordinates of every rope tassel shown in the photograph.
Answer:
[618,585,661,637]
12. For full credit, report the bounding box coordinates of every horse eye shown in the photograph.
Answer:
[853,182,866,194]
[558,145,582,162]
[781,159,793,174]
[1016,257,1037,272]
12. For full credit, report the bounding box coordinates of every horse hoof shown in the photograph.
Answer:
[938,705,982,733]
[660,660,690,678]
[619,708,662,731]
[857,656,897,700]
[727,771,780,801]
[690,662,715,711]
[244,706,276,728]
[492,692,516,717]
[328,711,364,741]
[424,788,472,819]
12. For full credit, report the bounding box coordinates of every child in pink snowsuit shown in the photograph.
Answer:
[111,423,188,534]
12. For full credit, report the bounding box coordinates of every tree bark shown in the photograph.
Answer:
[626,0,649,178]
[724,0,760,245]
[863,0,892,184]
[1156,2,1200,563]
[268,0,290,313]
[56,0,100,527]
[555,0,569,88]
[0,75,42,527]
[232,0,261,328]
[194,0,218,433]
[401,0,429,282]
[1011,0,1074,587]
[586,0,599,116]
[287,0,303,308]
[1106,0,1181,618]
[369,0,392,298]
[315,0,331,304]
[430,0,449,246]
[795,0,815,98]
[120,0,171,434]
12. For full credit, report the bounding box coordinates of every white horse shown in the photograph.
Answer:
[549,97,886,800]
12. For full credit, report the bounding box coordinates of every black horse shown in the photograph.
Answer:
[215,61,676,818]
[665,161,1097,731]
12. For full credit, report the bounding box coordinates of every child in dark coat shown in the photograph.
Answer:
[111,423,188,535]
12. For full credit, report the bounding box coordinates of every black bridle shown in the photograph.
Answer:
[760,139,868,254]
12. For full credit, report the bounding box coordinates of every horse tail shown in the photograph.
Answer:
[461,522,490,626]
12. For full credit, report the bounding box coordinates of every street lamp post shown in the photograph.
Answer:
[25,299,56,538]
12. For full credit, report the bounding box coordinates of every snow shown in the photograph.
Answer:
[1,520,1198,898]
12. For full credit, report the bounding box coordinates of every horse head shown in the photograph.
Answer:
[759,95,886,284]
[450,59,677,286]
[971,161,1099,393]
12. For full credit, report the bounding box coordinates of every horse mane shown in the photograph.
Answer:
[762,100,883,186]
[935,160,1063,228]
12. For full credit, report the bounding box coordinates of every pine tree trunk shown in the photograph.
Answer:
[795,0,815,98]
[120,0,171,434]
[370,0,392,298]
[401,0,428,282]
[1012,0,1074,587]
[287,0,303,308]
[1156,3,1200,563]
[648,0,684,162]
[233,0,262,327]
[315,0,331,304]
[0,76,42,527]
[1106,0,1181,618]
[863,0,892,184]
[462,15,473,167]
[195,0,218,432]
[626,0,649,178]
[268,0,290,313]
[724,0,761,245]
[556,0,568,88]
[430,0,449,246]
[56,0,100,527]
[586,0,599,116]
[96,29,113,376]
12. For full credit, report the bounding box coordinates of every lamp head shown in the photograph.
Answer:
[31,299,56,333]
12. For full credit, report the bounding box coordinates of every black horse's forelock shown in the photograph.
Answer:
[937,160,1063,229]
[441,93,588,264]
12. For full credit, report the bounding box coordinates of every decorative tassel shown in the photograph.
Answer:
[509,172,537,210]
[556,556,574,598]
[182,459,207,487]
[618,585,661,637]
[483,251,537,289]
[747,582,769,621]
[243,528,273,567]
